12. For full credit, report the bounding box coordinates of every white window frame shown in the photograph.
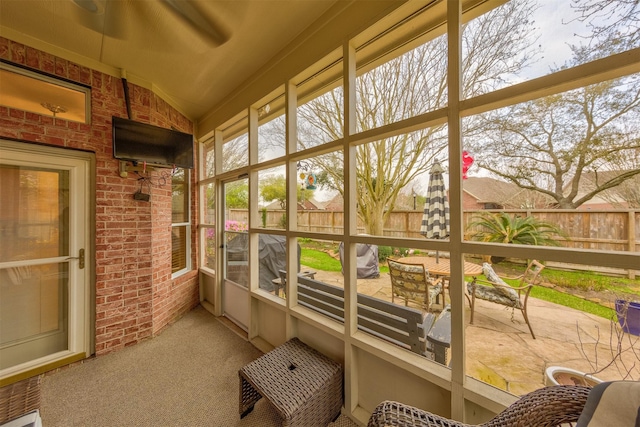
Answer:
[172,169,191,278]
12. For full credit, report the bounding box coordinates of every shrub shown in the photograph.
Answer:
[467,212,565,263]
[261,208,267,228]
[378,246,392,261]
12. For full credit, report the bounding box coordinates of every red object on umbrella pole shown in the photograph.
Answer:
[462,151,474,179]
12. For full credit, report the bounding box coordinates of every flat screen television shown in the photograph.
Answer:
[112,116,194,169]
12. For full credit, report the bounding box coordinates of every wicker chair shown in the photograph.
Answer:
[466,260,544,339]
[368,385,591,427]
[388,259,443,312]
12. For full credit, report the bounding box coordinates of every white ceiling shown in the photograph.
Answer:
[0,0,342,121]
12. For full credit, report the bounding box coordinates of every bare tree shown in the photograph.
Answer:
[297,0,539,234]
[469,44,640,208]
[570,0,640,58]
[607,175,640,209]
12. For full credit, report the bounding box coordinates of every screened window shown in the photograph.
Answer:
[199,0,640,403]
[172,169,190,275]
[295,50,344,151]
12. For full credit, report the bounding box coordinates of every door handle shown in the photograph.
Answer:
[66,248,85,269]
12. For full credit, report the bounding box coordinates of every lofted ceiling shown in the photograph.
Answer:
[0,0,343,121]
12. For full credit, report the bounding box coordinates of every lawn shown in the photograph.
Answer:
[299,248,341,272]
[529,285,614,319]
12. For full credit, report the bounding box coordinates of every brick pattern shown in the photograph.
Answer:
[0,37,200,356]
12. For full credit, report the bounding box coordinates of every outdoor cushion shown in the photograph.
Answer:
[389,260,442,309]
[576,381,640,427]
[482,263,520,304]
[429,282,443,303]
[466,282,522,309]
[393,278,442,304]
[391,264,426,300]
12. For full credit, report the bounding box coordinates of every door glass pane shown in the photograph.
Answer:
[0,263,68,369]
[0,164,70,369]
[257,165,286,230]
[203,182,216,269]
[0,165,69,261]
[224,179,249,287]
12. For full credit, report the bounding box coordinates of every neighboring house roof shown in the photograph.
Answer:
[312,199,328,210]
[463,177,521,206]
[298,199,322,210]
[463,176,557,209]
[323,194,344,211]
[264,200,286,210]
[569,170,638,209]
[464,176,562,209]
[464,177,516,202]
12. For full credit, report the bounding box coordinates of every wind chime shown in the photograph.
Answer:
[297,161,317,190]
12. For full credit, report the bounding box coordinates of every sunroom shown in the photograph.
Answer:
[1,0,639,425]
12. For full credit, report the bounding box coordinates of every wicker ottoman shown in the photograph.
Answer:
[0,375,42,425]
[239,337,343,426]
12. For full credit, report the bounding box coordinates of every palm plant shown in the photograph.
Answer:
[467,212,565,263]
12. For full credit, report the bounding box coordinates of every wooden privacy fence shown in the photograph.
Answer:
[245,209,639,253]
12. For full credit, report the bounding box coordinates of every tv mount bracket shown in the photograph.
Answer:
[119,160,173,178]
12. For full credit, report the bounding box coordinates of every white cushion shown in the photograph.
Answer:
[482,263,519,304]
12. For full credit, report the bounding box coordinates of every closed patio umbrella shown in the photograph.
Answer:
[420,160,449,262]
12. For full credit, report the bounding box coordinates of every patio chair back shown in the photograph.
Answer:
[519,260,545,286]
[466,260,544,339]
[388,259,441,312]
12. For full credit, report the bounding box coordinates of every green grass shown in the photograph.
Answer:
[300,248,342,272]
[529,286,615,319]
[485,271,617,319]
[540,268,640,295]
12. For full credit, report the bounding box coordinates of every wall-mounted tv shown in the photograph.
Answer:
[112,116,194,169]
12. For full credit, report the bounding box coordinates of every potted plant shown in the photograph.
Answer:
[545,366,602,387]
[615,299,640,336]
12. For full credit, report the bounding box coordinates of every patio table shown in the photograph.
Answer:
[397,256,482,278]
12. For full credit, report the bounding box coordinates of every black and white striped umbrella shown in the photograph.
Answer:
[420,160,449,240]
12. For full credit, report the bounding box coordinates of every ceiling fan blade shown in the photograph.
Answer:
[69,0,127,39]
[160,0,230,46]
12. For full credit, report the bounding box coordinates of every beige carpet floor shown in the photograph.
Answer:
[40,305,357,427]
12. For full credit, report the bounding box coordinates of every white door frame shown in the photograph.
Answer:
[0,139,94,383]
[220,177,250,332]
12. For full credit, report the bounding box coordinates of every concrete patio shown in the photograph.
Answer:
[306,268,639,396]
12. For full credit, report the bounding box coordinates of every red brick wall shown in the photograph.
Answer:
[463,190,483,210]
[0,37,200,356]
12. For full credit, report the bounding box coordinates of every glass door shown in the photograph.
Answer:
[0,141,90,381]
[221,177,249,331]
